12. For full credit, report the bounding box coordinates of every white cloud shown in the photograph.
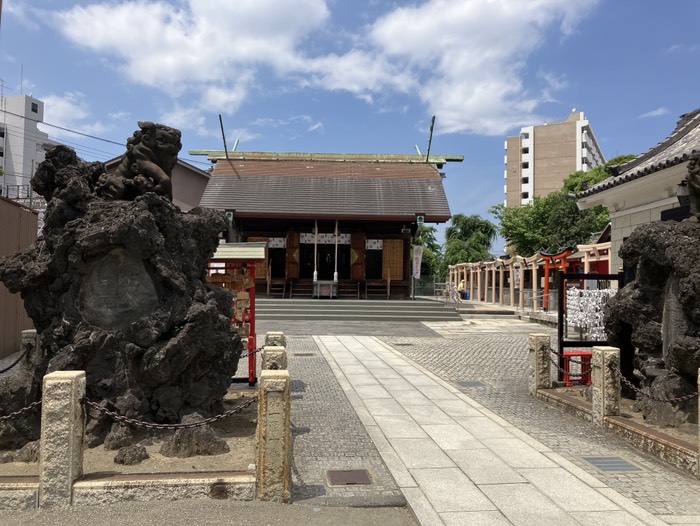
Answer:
[361,0,600,134]
[5,0,41,30]
[49,0,600,136]
[39,92,110,138]
[638,107,669,119]
[667,43,700,53]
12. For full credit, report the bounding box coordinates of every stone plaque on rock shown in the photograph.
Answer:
[79,249,158,330]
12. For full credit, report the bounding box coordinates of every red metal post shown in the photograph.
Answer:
[247,262,257,386]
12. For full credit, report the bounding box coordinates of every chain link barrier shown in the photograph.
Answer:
[0,400,42,423]
[240,346,264,359]
[546,348,592,377]
[84,395,258,431]
[609,363,699,404]
[0,347,30,375]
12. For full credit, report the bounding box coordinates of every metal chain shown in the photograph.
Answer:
[0,346,30,375]
[240,346,264,359]
[609,364,699,404]
[548,356,593,377]
[0,400,42,423]
[84,395,258,430]
[547,347,588,365]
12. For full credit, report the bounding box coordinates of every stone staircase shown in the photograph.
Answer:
[255,298,463,322]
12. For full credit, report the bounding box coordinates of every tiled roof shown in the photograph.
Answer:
[577,109,700,198]
[200,156,453,222]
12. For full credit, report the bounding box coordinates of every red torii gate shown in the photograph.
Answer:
[538,247,575,311]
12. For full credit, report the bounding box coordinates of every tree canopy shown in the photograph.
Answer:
[443,213,497,267]
[489,156,635,256]
[562,155,637,194]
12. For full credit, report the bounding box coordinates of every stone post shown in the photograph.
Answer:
[265,331,286,348]
[39,371,86,508]
[262,346,287,370]
[528,334,552,396]
[256,370,292,503]
[21,329,42,370]
[591,346,620,426]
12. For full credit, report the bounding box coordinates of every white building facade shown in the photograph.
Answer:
[1,94,56,200]
[504,110,605,208]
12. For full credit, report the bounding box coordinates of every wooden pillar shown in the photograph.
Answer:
[483,267,489,303]
[531,261,539,311]
[509,265,515,307]
[499,265,505,305]
[476,268,482,302]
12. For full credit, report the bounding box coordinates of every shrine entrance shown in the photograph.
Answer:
[299,244,351,280]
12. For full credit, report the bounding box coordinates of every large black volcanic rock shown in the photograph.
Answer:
[0,134,242,448]
[605,220,700,427]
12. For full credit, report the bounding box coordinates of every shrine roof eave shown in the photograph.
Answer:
[230,211,452,223]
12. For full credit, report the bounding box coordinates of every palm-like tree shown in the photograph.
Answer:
[444,213,497,266]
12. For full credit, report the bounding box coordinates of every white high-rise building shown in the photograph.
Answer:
[504,110,605,208]
[0,94,57,200]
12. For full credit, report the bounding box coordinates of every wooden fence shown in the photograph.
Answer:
[0,197,37,359]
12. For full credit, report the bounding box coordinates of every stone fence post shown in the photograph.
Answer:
[39,371,86,508]
[528,333,552,396]
[591,346,620,426]
[256,370,292,503]
[262,346,287,370]
[265,331,286,348]
[21,329,43,370]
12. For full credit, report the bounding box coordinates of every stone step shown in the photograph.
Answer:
[255,298,462,321]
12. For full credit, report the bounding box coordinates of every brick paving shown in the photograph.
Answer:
[284,335,405,506]
[382,319,700,520]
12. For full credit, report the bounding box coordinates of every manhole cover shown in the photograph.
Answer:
[293,353,316,356]
[327,469,372,486]
[456,381,486,389]
[583,456,643,473]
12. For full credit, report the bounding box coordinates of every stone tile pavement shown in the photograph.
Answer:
[4,316,700,524]
[261,318,700,525]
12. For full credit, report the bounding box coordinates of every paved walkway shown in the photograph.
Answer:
[263,317,700,525]
[314,333,665,525]
[4,315,700,524]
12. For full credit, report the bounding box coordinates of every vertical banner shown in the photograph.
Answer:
[412,245,423,279]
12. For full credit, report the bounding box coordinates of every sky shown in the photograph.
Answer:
[1,0,699,251]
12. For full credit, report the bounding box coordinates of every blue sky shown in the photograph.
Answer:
[2,0,699,250]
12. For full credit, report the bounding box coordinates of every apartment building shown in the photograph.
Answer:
[0,94,57,201]
[504,110,605,208]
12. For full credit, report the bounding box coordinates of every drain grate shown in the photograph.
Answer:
[456,381,486,389]
[293,353,316,356]
[393,343,413,346]
[583,456,643,473]
[327,469,372,486]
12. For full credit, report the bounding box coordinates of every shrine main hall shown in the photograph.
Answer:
[193,150,463,299]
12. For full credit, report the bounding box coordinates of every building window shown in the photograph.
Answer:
[521,192,529,199]
[31,102,39,113]
[521,132,529,139]
[521,162,529,169]
[521,177,529,185]
[521,147,529,154]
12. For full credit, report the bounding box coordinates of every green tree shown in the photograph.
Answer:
[443,214,496,269]
[490,192,609,256]
[413,225,441,277]
[490,155,636,256]
[562,155,637,193]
